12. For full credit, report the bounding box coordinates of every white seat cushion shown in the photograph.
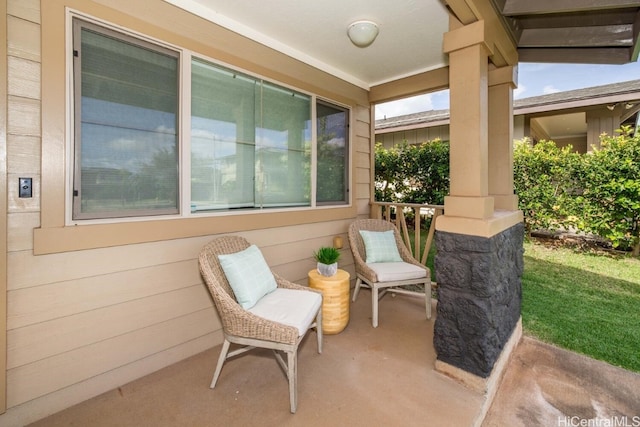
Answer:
[367,262,427,282]
[248,288,322,336]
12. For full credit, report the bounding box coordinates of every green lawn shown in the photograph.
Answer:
[414,230,639,372]
[521,240,640,372]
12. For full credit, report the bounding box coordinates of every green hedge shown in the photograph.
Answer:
[374,140,449,205]
[514,128,640,254]
[513,140,585,234]
[375,127,640,255]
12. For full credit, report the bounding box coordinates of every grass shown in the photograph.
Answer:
[406,227,437,281]
[522,240,640,372]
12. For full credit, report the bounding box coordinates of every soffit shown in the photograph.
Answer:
[534,113,586,139]
[490,0,640,64]
[164,0,451,89]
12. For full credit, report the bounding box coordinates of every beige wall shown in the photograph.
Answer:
[555,137,587,153]
[377,114,593,154]
[0,0,8,414]
[376,125,450,148]
[586,110,620,151]
[2,0,370,424]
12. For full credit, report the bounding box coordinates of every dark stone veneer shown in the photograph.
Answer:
[434,222,524,378]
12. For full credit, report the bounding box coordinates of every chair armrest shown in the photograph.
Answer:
[274,273,323,295]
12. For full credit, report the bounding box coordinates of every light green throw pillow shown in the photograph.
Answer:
[359,230,403,263]
[218,244,277,309]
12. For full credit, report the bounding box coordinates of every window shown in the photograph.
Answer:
[71,18,349,221]
[317,101,349,204]
[190,59,311,212]
[72,20,180,220]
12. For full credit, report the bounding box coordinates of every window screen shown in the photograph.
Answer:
[72,20,180,219]
[190,59,311,211]
[317,101,349,204]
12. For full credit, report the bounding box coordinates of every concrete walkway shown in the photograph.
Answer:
[483,336,640,426]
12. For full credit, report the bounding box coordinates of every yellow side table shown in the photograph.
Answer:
[308,269,350,334]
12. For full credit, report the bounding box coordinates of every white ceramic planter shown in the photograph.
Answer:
[317,262,338,277]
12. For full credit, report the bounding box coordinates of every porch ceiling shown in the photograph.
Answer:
[163,0,451,89]
[165,0,640,90]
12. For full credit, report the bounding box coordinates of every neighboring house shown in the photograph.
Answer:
[376,79,640,153]
[1,0,638,425]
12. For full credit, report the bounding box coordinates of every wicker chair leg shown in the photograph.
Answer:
[210,339,231,388]
[425,280,432,320]
[372,285,379,328]
[288,351,297,413]
[316,310,323,354]
[352,277,362,302]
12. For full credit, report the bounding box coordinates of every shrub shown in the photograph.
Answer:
[513,139,584,234]
[579,127,640,255]
[374,142,402,202]
[375,132,640,256]
[375,139,449,205]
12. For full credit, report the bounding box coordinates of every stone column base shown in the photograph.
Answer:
[435,318,522,394]
[436,319,522,427]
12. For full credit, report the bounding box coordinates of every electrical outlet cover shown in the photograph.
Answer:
[19,177,32,198]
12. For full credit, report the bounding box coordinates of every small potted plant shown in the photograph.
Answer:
[314,246,341,277]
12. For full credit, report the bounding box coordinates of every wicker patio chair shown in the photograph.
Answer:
[198,236,323,414]
[348,219,431,327]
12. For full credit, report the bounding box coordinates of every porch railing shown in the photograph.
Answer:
[370,201,444,266]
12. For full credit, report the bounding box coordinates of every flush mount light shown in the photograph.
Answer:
[347,20,379,47]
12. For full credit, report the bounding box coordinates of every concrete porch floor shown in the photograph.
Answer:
[27,292,640,426]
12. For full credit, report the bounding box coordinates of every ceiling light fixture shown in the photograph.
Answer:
[347,20,379,48]
[606,104,616,111]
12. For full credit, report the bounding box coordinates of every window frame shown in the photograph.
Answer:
[67,14,352,226]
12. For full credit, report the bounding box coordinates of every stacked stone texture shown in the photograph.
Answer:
[434,222,524,378]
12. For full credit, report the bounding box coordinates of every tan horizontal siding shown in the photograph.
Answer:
[354,103,373,221]
[7,96,39,137]
[7,259,203,329]
[354,120,372,142]
[7,56,40,99]
[0,333,219,426]
[7,135,40,175]
[8,284,214,369]
[7,237,209,290]
[7,0,39,24]
[354,150,371,169]
[7,308,218,407]
[356,198,372,216]
[377,125,451,148]
[1,0,8,414]
[7,15,40,61]
[7,212,39,252]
